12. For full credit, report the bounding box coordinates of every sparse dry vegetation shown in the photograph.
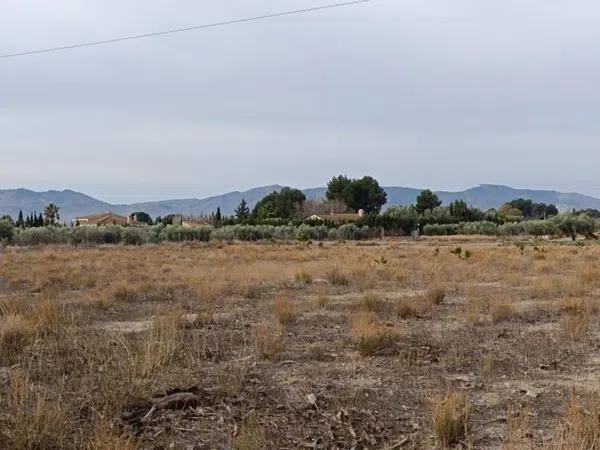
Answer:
[0,238,598,448]
[430,391,470,448]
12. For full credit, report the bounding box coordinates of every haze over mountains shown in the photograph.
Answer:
[1,185,600,222]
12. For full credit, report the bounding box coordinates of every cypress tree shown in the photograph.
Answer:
[17,210,24,228]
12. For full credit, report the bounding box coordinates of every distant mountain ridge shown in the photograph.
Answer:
[1,184,599,222]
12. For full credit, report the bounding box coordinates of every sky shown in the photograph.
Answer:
[2,0,600,203]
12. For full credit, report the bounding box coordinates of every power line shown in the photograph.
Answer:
[0,0,370,59]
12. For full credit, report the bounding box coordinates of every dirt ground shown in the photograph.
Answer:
[0,237,599,449]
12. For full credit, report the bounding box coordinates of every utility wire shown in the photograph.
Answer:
[0,0,369,59]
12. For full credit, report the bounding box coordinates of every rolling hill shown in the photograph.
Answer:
[1,184,599,222]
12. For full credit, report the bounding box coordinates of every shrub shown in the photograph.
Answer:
[338,223,369,240]
[459,221,498,236]
[0,220,14,242]
[423,223,459,236]
[122,228,146,246]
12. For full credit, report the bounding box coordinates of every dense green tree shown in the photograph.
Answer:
[0,214,13,225]
[17,210,24,228]
[214,207,222,226]
[43,203,60,225]
[552,213,596,240]
[325,175,387,214]
[131,211,153,225]
[415,189,442,214]
[37,213,44,227]
[508,198,559,219]
[252,187,306,221]
[0,220,13,241]
[326,175,352,202]
[379,206,419,234]
[344,176,387,213]
[235,198,250,222]
[448,200,485,222]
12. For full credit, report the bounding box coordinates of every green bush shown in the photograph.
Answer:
[459,221,498,235]
[423,223,459,236]
[0,220,14,242]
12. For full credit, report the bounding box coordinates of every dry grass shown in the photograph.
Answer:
[490,301,518,323]
[137,313,181,377]
[0,314,36,363]
[558,297,597,316]
[395,296,420,319]
[3,369,71,450]
[502,406,532,450]
[430,391,470,449]
[548,388,600,450]
[294,270,313,284]
[273,297,298,326]
[232,414,268,450]
[84,420,139,450]
[326,267,350,286]
[361,293,387,313]
[426,286,446,305]
[254,322,284,359]
[0,240,599,447]
[349,312,398,357]
[559,313,589,342]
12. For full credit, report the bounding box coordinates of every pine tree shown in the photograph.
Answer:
[235,198,250,223]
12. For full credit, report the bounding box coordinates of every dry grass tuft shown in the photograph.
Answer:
[548,388,600,450]
[294,270,313,284]
[0,314,36,363]
[430,391,470,449]
[361,294,387,313]
[559,297,597,316]
[395,296,420,319]
[255,322,284,360]
[27,299,68,336]
[112,285,137,302]
[232,414,268,450]
[326,267,350,286]
[4,369,71,449]
[84,419,139,450]
[274,297,298,326]
[559,313,589,342]
[349,312,398,357]
[502,406,532,450]
[426,286,446,305]
[490,302,518,323]
[137,313,181,377]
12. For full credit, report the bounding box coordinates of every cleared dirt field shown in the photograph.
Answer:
[0,237,599,449]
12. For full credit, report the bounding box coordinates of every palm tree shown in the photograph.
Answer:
[43,203,60,225]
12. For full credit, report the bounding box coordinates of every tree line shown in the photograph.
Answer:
[1,175,599,244]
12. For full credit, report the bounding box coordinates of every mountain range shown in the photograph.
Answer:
[1,184,599,222]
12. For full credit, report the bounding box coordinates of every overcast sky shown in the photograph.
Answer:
[2,0,600,203]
